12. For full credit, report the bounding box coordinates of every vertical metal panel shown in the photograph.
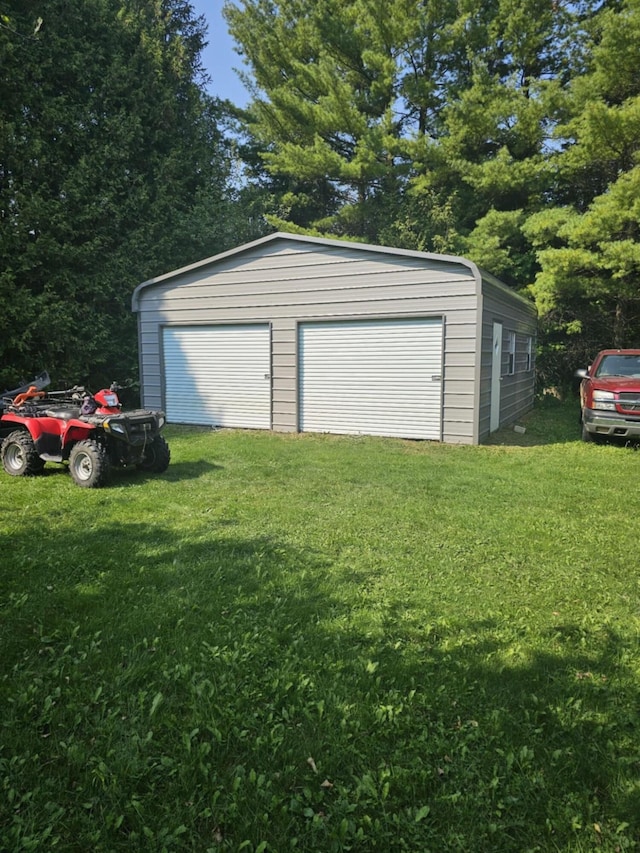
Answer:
[478,278,537,441]
[298,318,443,440]
[163,325,271,428]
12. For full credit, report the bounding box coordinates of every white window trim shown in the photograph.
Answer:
[525,336,533,372]
[507,331,516,375]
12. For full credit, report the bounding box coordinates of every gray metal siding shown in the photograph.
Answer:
[478,280,537,441]
[271,320,297,432]
[135,236,537,444]
[136,240,481,442]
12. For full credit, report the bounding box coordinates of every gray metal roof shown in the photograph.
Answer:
[131,231,535,313]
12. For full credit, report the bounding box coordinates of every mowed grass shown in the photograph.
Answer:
[1,398,639,852]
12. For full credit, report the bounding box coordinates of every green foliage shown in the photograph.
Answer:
[1,417,640,850]
[526,0,640,361]
[462,209,535,287]
[225,1,596,265]
[224,0,411,241]
[0,0,261,390]
[3,0,640,395]
[226,0,640,384]
[527,168,640,315]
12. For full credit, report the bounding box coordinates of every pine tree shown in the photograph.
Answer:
[0,0,242,388]
[526,0,640,371]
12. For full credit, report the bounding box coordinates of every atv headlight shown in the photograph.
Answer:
[157,414,165,428]
[592,390,616,411]
[104,419,126,434]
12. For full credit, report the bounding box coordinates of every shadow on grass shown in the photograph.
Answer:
[117,458,223,486]
[486,394,581,447]
[1,519,639,851]
[32,458,223,487]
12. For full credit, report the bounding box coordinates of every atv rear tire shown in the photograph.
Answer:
[137,434,170,473]
[69,440,110,488]
[1,430,45,476]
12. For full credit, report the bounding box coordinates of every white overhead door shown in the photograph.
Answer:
[299,318,443,440]
[163,325,271,428]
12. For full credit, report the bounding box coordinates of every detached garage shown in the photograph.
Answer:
[132,233,537,445]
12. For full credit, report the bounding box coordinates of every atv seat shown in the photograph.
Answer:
[44,407,81,420]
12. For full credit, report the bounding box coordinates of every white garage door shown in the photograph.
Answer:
[299,318,443,440]
[163,325,271,428]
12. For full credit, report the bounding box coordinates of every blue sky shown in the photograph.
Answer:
[190,0,252,107]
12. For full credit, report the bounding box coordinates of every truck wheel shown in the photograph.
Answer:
[69,440,110,488]
[137,434,170,473]
[1,431,45,476]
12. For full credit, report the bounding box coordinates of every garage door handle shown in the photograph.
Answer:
[264,373,271,380]
[431,375,442,381]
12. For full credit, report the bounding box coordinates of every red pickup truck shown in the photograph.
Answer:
[577,349,640,442]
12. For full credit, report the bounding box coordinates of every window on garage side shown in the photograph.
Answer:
[525,335,534,372]
[507,331,516,375]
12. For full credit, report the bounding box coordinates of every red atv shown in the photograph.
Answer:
[0,372,170,488]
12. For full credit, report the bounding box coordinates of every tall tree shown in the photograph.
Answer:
[0,0,246,389]
[391,0,599,280]
[225,0,600,276]
[526,0,640,379]
[224,0,443,241]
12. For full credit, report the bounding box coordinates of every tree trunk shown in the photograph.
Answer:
[613,299,627,348]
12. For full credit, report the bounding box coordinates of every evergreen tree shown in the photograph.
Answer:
[392,0,597,280]
[224,0,436,240]
[526,0,640,378]
[225,0,599,277]
[0,0,245,389]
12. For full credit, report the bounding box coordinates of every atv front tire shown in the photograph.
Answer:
[1,430,45,476]
[137,434,170,473]
[69,440,110,488]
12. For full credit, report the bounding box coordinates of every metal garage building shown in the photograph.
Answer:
[132,233,537,444]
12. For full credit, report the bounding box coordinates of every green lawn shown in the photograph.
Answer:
[1,398,639,852]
